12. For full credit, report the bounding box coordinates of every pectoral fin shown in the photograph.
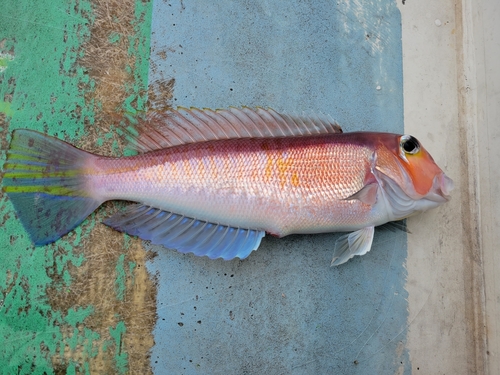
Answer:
[330,226,375,266]
[344,183,378,205]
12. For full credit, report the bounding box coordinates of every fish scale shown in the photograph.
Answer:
[90,135,373,236]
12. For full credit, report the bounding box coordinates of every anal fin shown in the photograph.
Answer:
[104,204,265,260]
[331,226,375,266]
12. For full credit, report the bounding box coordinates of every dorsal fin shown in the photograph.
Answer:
[127,107,342,152]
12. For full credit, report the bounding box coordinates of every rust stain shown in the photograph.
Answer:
[48,224,156,374]
[46,0,165,373]
[0,39,15,154]
[147,78,175,111]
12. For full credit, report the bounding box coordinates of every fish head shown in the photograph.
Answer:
[373,133,454,219]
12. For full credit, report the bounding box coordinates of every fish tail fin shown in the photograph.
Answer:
[2,129,101,245]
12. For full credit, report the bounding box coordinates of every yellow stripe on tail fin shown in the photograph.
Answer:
[2,130,102,245]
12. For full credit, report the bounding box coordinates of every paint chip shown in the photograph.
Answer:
[0,52,14,73]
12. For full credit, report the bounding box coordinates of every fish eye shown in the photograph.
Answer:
[400,135,420,155]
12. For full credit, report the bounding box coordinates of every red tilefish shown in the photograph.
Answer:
[2,107,453,265]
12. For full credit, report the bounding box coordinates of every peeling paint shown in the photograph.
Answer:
[115,254,126,301]
[0,0,95,373]
[0,101,12,116]
[110,321,128,374]
[0,53,14,73]
[0,0,154,373]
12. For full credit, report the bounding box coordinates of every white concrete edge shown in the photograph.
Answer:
[468,0,500,372]
[399,0,489,372]
[455,0,489,372]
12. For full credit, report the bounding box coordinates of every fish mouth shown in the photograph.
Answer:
[439,173,454,197]
[375,168,453,221]
[429,173,454,202]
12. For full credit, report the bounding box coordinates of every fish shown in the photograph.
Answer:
[2,107,453,265]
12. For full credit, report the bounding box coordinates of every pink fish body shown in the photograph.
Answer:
[3,107,453,265]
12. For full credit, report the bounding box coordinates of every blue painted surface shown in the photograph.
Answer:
[147,1,409,373]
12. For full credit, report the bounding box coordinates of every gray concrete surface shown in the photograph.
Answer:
[146,1,409,374]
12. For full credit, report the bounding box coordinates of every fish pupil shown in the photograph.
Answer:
[402,136,420,154]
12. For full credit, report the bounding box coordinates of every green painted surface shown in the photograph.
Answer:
[0,53,15,74]
[110,322,128,374]
[0,1,153,373]
[0,101,13,116]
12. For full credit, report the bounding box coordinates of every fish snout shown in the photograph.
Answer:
[435,173,454,201]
